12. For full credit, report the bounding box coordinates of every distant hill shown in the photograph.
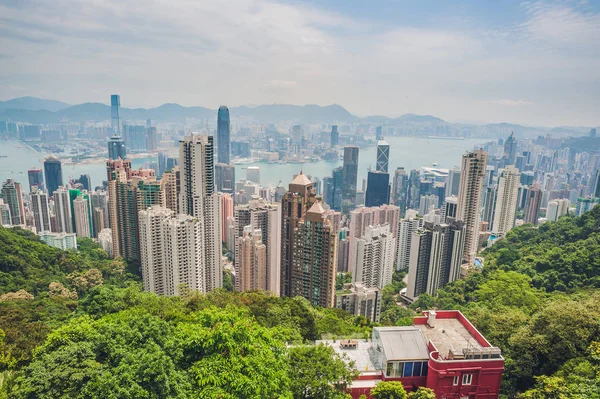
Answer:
[0,96,70,112]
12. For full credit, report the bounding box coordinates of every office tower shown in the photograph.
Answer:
[53,186,73,233]
[406,219,465,299]
[352,224,395,290]
[457,149,488,263]
[108,134,127,160]
[445,168,461,198]
[31,187,51,232]
[396,210,423,271]
[234,197,281,294]
[480,186,497,230]
[376,140,390,173]
[280,172,318,298]
[161,166,180,214]
[376,126,383,140]
[575,197,600,216]
[72,174,92,191]
[44,155,63,197]
[392,167,408,214]
[92,207,104,237]
[290,201,337,307]
[123,125,147,153]
[524,184,542,225]
[139,206,205,296]
[407,169,421,209]
[146,127,158,151]
[547,199,570,222]
[520,171,534,186]
[73,196,92,238]
[217,106,231,164]
[336,282,381,323]
[235,227,267,292]
[342,146,359,212]
[418,194,439,216]
[215,163,235,193]
[221,193,233,244]
[503,132,517,164]
[1,179,25,225]
[246,166,260,184]
[27,168,44,192]
[323,167,343,211]
[365,171,390,207]
[441,196,458,223]
[111,94,121,134]
[91,191,109,232]
[492,166,520,236]
[515,155,526,172]
[338,238,350,272]
[179,135,222,291]
[330,125,339,148]
[590,128,597,138]
[0,200,11,225]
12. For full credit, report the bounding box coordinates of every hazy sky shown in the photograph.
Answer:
[0,0,599,126]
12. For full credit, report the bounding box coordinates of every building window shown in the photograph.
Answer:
[403,362,413,377]
[386,362,393,377]
[462,374,473,385]
[453,376,459,386]
[413,362,422,377]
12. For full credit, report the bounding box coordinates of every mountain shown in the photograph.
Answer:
[0,96,70,112]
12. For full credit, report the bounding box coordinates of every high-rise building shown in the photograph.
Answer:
[524,184,542,225]
[418,194,439,216]
[246,166,260,184]
[220,193,234,244]
[27,168,44,192]
[406,220,465,299]
[39,231,77,250]
[407,169,421,210]
[575,197,599,216]
[445,168,461,198]
[365,171,390,207]
[161,166,180,214]
[330,125,339,148]
[146,127,158,151]
[440,196,458,223]
[139,206,205,296]
[1,179,25,225]
[323,166,343,211]
[111,94,121,134]
[290,200,337,307]
[91,190,109,232]
[375,126,383,141]
[123,125,147,153]
[342,146,359,213]
[30,187,51,232]
[547,199,570,222]
[336,282,381,323]
[72,174,92,191]
[593,169,600,198]
[280,172,318,298]
[481,186,497,229]
[503,132,517,164]
[108,134,127,160]
[53,186,73,233]
[456,150,488,263]
[217,106,231,164]
[43,155,63,197]
[492,166,520,236]
[352,224,395,290]
[376,140,390,173]
[98,228,113,257]
[215,163,235,193]
[92,207,105,238]
[235,226,267,292]
[0,199,11,225]
[396,210,424,271]
[73,195,92,238]
[392,167,408,215]
[179,135,222,291]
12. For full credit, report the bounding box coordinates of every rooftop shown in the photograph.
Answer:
[376,327,430,361]
[290,172,312,186]
[317,340,379,374]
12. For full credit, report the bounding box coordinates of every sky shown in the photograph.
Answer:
[0,0,599,126]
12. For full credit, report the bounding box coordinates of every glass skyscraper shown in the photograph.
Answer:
[108,134,127,160]
[44,155,63,196]
[342,146,359,213]
[217,106,230,164]
[365,171,390,207]
[111,94,121,134]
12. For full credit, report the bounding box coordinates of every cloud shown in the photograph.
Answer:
[493,99,535,106]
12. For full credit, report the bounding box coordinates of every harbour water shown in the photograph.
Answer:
[0,137,484,189]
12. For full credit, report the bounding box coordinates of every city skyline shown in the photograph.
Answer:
[0,1,599,126]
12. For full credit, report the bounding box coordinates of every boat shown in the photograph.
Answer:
[432,161,439,166]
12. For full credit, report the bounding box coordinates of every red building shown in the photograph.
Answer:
[321,310,504,398]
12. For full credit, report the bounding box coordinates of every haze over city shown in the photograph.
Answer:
[1,0,599,126]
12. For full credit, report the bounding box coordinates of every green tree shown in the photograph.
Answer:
[408,387,436,399]
[370,381,407,399]
[288,344,357,399]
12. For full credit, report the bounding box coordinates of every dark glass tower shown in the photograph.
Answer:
[43,155,63,196]
[111,94,121,134]
[503,132,517,164]
[27,168,44,192]
[108,134,127,160]
[217,106,230,164]
[365,171,390,207]
[330,125,339,148]
[342,146,359,213]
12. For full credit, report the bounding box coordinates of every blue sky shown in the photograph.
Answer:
[0,0,599,126]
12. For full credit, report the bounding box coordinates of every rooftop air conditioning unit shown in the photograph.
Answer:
[427,310,437,328]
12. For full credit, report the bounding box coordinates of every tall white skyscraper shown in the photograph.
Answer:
[179,135,222,291]
[456,149,488,263]
[376,140,390,173]
[395,209,424,271]
[492,166,520,236]
[73,196,91,238]
[30,187,51,232]
[53,186,73,233]
[352,224,395,290]
[547,199,570,222]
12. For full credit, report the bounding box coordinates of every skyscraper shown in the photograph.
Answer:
[445,168,461,198]
[376,140,390,173]
[53,186,73,233]
[547,199,570,222]
[396,210,424,271]
[280,172,318,298]
[108,134,127,160]
[111,94,121,134]
[352,224,395,290]
[392,167,408,214]
[1,179,25,225]
[0,199,11,225]
[236,227,267,292]
[407,169,421,210]
[418,194,439,216]
[524,184,542,225]
[593,169,600,198]
[31,187,51,232]
[44,155,63,197]
[73,195,92,238]
[330,125,339,148]
[365,171,390,207]
[375,126,383,140]
[72,174,92,191]
[323,166,343,211]
[146,127,158,151]
[290,200,337,307]
[456,149,488,264]
[161,166,180,214]
[342,146,359,213]
[441,196,458,223]
[215,163,235,193]
[217,106,231,164]
[503,132,517,164]
[492,166,520,236]
[27,168,44,192]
